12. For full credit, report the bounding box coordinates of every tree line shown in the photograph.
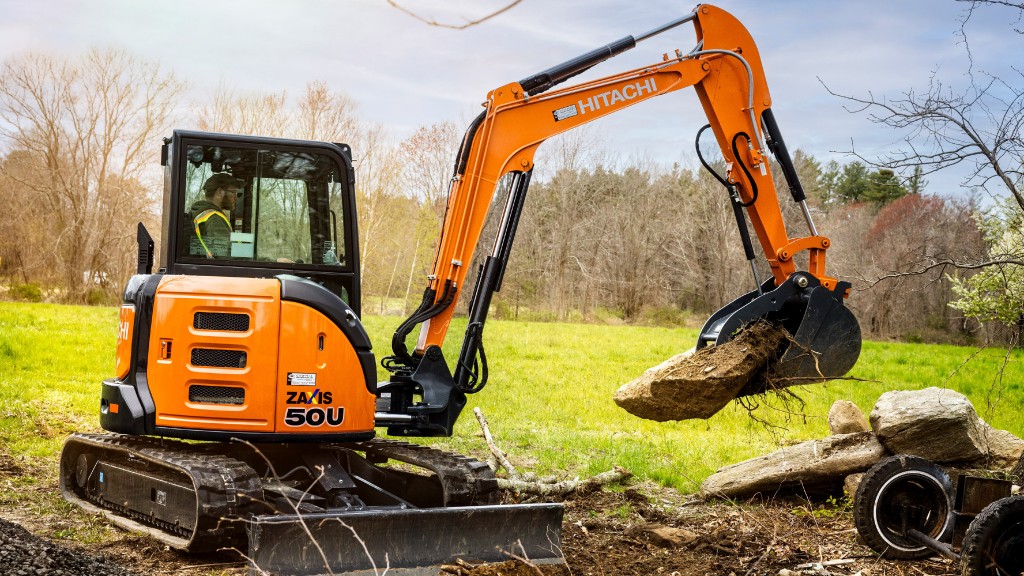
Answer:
[0,47,1015,345]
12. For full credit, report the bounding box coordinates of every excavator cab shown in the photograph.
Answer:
[160,130,361,310]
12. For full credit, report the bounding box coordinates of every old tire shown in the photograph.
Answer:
[853,455,953,559]
[960,495,1024,576]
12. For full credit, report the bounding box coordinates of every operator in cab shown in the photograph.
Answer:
[190,173,242,258]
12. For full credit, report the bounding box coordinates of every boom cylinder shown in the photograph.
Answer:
[454,171,532,392]
[518,11,698,96]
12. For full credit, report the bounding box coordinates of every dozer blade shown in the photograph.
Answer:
[247,503,564,576]
[697,272,861,388]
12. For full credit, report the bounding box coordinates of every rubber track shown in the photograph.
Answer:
[63,434,498,551]
[351,438,500,506]
[62,433,262,552]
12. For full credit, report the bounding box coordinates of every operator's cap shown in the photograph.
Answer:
[202,173,243,195]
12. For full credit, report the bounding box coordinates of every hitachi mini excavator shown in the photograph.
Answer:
[59,5,861,574]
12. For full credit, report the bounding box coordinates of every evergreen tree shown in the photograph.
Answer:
[863,168,909,206]
[908,165,927,195]
[835,161,870,203]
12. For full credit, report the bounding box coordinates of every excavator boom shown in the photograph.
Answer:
[379,4,862,434]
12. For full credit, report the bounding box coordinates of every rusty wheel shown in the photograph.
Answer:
[960,495,1024,576]
[853,455,954,560]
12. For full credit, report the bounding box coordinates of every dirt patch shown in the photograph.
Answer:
[446,485,958,576]
[0,454,24,476]
[0,458,959,576]
[614,322,788,421]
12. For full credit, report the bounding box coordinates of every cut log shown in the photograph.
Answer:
[613,321,788,421]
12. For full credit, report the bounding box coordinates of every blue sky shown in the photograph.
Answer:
[0,0,1017,196]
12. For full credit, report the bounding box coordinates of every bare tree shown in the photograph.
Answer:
[399,121,460,211]
[957,1,1024,35]
[297,81,361,142]
[395,122,461,312]
[822,2,1024,341]
[823,73,1023,209]
[825,1,1023,206]
[0,48,185,301]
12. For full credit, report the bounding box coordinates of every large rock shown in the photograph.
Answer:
[844,472,864,497]
[978,422,1024,469]
[870,387,987,464]
[828,400,869,434]
[614,322,787,421]
[700,432,887,499]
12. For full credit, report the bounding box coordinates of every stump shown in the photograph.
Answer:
[613,321,788,421]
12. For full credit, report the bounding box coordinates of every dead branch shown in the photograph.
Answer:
[497,467,633,496]
[866,256,1024,287]
[501,540,545,576]
[474,407,632,495]
[819,64,1024,210]
[473,407,520,479]
[386,0,522,30]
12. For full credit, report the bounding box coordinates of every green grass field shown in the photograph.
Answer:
[1,301,1022,493]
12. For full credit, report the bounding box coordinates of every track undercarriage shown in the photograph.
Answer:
[59,433,563,574]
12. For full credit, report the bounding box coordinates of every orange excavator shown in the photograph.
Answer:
[59,5,860,574]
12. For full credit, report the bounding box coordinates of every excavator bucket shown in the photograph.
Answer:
[697,272,861,389]
[247,503,565,576]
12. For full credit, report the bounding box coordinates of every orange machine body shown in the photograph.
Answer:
[105,274,377,440]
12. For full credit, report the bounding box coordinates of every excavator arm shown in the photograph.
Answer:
[376,4,861,436]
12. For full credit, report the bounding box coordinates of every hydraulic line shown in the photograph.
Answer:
[695,124,763,295]
[385,280,457,371]
[730,131,759,207]
[687,47,767,154]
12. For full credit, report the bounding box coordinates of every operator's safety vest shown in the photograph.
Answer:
[192,208,231,258]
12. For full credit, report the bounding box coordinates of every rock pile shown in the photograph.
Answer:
[701,387,1024,499]
[0,518,138,576]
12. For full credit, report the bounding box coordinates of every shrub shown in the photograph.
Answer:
[10,283,43,302]
[640,305,690,328]
[86,287,116,306]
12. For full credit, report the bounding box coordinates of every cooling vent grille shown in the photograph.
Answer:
[191,348,247,368]
[193,312,250,332]
[188,385,245,405]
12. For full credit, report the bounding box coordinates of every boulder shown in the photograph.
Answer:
[1013,451,1024,484]
[614,322,787,421]
[870,387,987,464]
[700,432,887,499]
[978,423,1024,469]
[843,472,864,497]
[828,400,869,435]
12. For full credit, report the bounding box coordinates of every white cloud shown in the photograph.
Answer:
[0,0,1018,197]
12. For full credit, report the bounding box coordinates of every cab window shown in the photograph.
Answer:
[180,145,347,267]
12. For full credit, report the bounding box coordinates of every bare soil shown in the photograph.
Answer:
[0,451,957,576]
